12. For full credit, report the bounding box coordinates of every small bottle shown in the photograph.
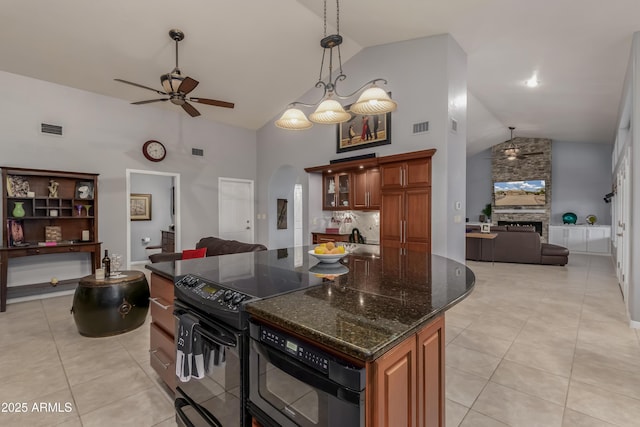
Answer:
[102,249,111,278]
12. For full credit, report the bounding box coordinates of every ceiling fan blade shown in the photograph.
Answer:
[178,77,199,94]
[114,79,166,95]
[132,98,169,105]
[182,102,201,117]
[190,97,235,109]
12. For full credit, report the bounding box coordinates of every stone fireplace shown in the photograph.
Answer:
[498,220,543,236]
[491,137,552,242]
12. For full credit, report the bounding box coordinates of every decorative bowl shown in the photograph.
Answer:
[586,214,597,225]
[562,212,577,225]
[308,249,348,264]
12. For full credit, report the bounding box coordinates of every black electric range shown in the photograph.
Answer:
[173,248,322,330]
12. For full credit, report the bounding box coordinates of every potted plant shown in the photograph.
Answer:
[480,203,492,223]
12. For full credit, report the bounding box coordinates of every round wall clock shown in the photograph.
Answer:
[142,140,166,162]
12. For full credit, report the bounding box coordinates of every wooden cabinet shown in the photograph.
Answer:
[417,316,445,427]
[323,172,352,210]
[380,152,434,253]
[0,167,101,311]
[161,230,175,253]
[353,168,381,209]
[149,272,176,391]
[367,315,445,427]
[311,232,350,244]
[381,157,431,190]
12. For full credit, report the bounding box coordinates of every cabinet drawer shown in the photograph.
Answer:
[150,273,174,303]
[150,296,174,335]
[150,322,176,391]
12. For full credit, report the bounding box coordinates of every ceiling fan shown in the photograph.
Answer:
[114,29,234,117]
[503,126,543,160]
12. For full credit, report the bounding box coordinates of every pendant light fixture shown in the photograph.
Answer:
[503,126,521,160]
[275,0,397,130]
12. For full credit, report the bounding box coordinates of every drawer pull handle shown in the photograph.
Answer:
[149,297,170,310]
[149,348,171,369]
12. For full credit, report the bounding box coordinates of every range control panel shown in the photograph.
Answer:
[260,325,329,374]
[175,274,250,312]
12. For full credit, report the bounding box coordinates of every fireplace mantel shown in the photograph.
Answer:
[493,209,546,214]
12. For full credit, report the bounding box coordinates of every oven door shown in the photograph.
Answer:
[174,301,246,427]
[248,335,365,427]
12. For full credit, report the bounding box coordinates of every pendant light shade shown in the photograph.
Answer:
[350,85,397,115]
[161,73,183,93]
[275,108,313,130]
[309,98,351,124]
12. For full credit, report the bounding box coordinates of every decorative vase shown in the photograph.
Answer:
[12,202,25,218]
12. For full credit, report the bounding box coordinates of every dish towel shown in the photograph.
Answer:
[176,313,205,382]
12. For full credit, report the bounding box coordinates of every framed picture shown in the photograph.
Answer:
[277,198,288,229]
[481,224,491,233]
[130,193,152,221]
[336,99,392,153]
[75,181,94,200]
[7,219,25,246]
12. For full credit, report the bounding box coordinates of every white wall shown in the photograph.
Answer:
[551,141,612,225]
[256,34,468,261]
[1,70,257,284]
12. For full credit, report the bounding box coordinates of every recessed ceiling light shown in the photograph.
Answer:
[525,75,539,88]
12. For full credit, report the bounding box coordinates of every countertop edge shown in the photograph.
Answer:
[246,278,476,362]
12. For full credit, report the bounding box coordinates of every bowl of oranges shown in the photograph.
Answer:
[308,241,348,264]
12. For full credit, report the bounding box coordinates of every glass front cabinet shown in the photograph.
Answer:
[323,172,351,210]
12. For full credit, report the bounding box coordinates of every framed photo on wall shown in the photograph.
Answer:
[130,193,152,221]
[336,99,392,153]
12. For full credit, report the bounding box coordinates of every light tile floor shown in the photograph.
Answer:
[0,254,637,426]
[448,254,640,427]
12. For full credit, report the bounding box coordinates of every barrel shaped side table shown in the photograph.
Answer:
[72,270,150,337]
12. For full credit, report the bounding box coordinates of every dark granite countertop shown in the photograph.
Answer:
[245,245,475,362]
[145,244,475,362]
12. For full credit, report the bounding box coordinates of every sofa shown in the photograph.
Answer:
[148,236,267,263]
[466,225,569,266]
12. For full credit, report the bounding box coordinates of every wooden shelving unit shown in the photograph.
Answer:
[0,167,101,311]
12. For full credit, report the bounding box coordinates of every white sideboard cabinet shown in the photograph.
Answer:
[549,225,611,254]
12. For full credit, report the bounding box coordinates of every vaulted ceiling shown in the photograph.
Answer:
[2,0,638,155]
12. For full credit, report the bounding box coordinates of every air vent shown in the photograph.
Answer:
[412,121,429,134]
[192,148,204,157]
[41,123,63,136]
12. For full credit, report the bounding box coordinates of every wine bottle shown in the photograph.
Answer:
[102,249,111,278]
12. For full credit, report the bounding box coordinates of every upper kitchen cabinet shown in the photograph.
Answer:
[323,172,351,210]
[353,168,381,210]
[380,152,434,190]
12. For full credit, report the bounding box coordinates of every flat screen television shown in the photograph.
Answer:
[494,180,546,206]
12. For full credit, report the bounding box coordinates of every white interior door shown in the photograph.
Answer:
[218,178,254,243]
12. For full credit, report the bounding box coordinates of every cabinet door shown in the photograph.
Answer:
[548,226,565,246]
[405,188,431,252]
[567,227,587,252]
[336,173,351,208]
[370,334,417,427]
[353,168,381,210]
[368,168,381,209]
[405,158,431,188]
[586,227,610,253]
[353,170,369,209]
[323,174,338,209]
[417,316,445,427]
[381,163,404,189]
[381,191,404,247]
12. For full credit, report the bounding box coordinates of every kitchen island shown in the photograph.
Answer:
[146,244,475,427]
